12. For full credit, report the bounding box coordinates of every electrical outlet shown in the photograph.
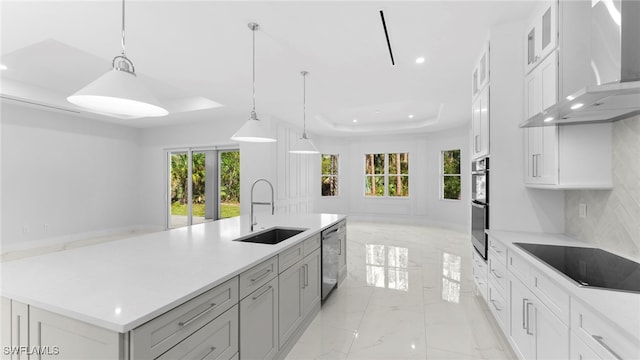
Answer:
[22,226,29,234]
[579,203,587,218]
[43,224,49,232]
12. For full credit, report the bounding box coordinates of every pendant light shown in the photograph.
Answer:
[231,23,277,143]
[67,0,168,117]
[290,71,319,154]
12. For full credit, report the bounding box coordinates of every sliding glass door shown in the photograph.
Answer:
[168,148,239,229]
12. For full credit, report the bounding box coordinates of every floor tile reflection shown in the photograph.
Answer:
[285,221,515,360]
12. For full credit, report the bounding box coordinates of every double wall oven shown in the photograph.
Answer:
[471,157,489,260]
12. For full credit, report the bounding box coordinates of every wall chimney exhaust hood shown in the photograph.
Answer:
[521,0,640,127]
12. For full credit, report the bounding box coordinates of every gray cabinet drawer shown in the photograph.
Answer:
[157,305,238,360]
[279,244,304,274]
[239,256,278,300]
[303,234,321,257]
[131,277,239,359]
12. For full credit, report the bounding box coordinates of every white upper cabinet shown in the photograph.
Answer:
[471,38,490,159]
[525,51,558,120]
[472,87,490,159]
[472,40,490,100]
[524,1,558,75]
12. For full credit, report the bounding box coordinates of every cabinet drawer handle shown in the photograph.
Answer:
[178,303,217,328]
[305,264,309,287]
[491,269,502,279]
[522,298,528,330]
[199,346,217,360]
[338,239,342,255]
[525,302,534,335]
[252,285,273,301]
[250,268,272,283]
[490,299,502,312]
[592,335,623,360]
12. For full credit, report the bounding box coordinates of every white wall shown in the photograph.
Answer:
[138,116,317,231]
[488,22,564,233]
[314,125,470,231]
[1,103,143,250]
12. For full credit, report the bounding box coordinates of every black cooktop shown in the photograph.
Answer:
[514,243,640,293]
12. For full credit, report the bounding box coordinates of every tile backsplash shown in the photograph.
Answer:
[565,115,640,260]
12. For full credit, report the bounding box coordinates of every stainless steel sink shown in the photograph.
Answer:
[234,227,307,245]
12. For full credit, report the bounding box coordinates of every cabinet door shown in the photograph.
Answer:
[278,261,304,349]
[524,126,558,185]
[524,1,558,75]
[533,299,569,360]
[471,89,489,159]
[240,277,279,360]
[510,278,535,360]
[7,300,29,360]
[302,248,321,318]
[479,87,490,157]
[524,69,541,119]
[29,306,123,360]
[540,51,557,111]
[537,1,557,64]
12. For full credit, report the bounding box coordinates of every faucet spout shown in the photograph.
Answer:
[250,178,275,231]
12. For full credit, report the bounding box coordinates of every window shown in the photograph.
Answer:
[442,149,461,200]
[364,153,409,197]
[321,154,339,196]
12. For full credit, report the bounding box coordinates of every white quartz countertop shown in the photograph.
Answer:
[487,230,640,340]
[1,213,345,333]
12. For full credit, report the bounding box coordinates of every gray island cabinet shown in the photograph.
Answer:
[1,214,346,360]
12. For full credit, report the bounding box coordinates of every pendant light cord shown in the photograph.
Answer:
[252,26,256,113]
[113,0,134,74]
[302,71,307,137]
[121,0,126,57]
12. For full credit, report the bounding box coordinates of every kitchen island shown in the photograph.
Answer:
[1,213,346,359]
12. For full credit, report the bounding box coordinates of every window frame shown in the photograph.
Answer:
[321,154,339,197]
[441,149,462,201]
[364,152,410,198]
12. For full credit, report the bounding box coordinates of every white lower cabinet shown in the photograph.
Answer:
[570,298,639,360]
[240,277,279,360]
[278,247,321,349]
[472,250,488,300]
[31,305,124,360]
[509,276,569,360]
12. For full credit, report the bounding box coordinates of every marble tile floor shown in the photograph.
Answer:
[285,221,516,360]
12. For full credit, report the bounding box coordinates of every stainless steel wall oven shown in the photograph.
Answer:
[471,157,489,260]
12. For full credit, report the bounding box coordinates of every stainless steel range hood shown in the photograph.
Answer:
[521,0,640,127]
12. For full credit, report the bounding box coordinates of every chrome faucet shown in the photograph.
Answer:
[250,178,275,231]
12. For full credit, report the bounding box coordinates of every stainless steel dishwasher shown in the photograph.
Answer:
[321,223,340,300]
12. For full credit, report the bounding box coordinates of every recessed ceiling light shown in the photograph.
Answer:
[570,103,584,110]
[415,57,425,64]
[408,114,414,119]
[353,119,358,123]
[375,110,380,114]
[0,64,7,70]
[544,116,554,122]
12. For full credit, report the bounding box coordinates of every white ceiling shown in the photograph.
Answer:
[0,1,536,136]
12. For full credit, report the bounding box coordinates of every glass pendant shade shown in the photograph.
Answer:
[231,111,276,142]
[290,134,319,154]
[67,69,168,117]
